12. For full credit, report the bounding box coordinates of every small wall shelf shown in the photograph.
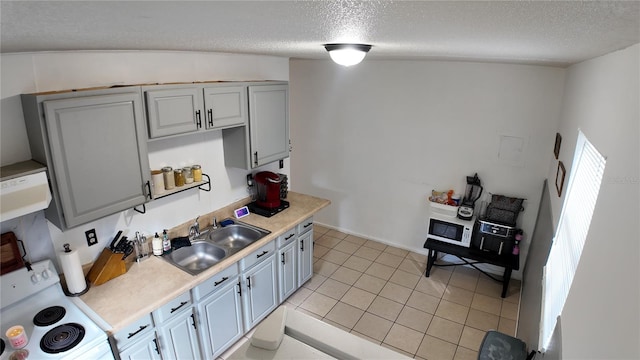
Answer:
[134,173,211,214]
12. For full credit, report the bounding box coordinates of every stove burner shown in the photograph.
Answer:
[34,306,66,326]
[40,323,85,354]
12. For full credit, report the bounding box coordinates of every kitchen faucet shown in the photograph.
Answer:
[189,216,200,239]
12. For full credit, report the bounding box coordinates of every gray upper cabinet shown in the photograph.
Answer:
[223,83,289,169]
[144,86,203,139]
[144,84,247,140]
[21,88,150,230]
[203,85,247,130]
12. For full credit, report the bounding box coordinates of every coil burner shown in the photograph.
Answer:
[33,306,66,327]
[40,323,85,354]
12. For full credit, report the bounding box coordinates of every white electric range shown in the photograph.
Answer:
[0,260,114,360]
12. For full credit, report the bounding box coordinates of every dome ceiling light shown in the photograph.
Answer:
[324,43,372,67]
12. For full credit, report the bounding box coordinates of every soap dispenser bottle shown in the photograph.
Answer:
[153,232,163,256]
[162,229,171,254]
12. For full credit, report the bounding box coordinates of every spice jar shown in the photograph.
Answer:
[162,167,175,190]
[174,168,185,187]
[192,165,202,182]
[182,167,194,184]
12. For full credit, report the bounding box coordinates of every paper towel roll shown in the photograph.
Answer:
[60,244,87,295]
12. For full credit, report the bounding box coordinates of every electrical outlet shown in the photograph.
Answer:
[85,229,98,246]
[246,173,253,187]
[279,159,284,169]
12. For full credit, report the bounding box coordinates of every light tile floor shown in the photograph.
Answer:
[220,225,521,360]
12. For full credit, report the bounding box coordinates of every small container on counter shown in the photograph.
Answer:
[162,167,175,190]
[6,325,28,349]
[182,167,194,184]
[162,230,171,254]
[174,168,185,187]
[152,232,163,256]
[192,165,202,182]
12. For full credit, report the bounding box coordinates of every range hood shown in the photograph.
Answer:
[0,160,51,222]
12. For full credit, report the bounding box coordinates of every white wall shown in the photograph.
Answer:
[548,44,639,359]
[289,59,565,277]
[0,51,289,269]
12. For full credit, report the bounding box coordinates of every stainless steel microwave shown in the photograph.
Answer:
[427,213,475,247]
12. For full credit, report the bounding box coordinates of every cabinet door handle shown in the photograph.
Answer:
[281,253,285,265]
[304,222,312,228]
[190,313,197,330]
[256,250,268,258]
[300,239,304,251]
[285,233,295,240]
[196,110,202,128]
[214,276,229,286]
[170,301,188,313]
[254,152,259,165]
[246,276,251,289]
[144,181,152,200]
[127,324,149,339]
[237,282,242,296]
[153,338,160,355]
[207,108,214,127]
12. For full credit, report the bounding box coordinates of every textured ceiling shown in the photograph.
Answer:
[1,1,639,67]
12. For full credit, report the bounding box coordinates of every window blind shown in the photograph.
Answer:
[540,130,606,350]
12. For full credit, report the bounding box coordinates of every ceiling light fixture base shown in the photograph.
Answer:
[324,43,372,67]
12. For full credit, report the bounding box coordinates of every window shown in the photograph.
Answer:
[540,130,606,350]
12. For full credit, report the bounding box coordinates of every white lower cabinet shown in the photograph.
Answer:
[194,264,244,359]
[156,308,201,360]
[297,218,314,286]
[153,291,201,360]
[278,240,298,302]
[241,242,278,330]
[118,331,161,360]
[112,313,160,360]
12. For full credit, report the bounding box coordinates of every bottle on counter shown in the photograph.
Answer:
[192,165,202,182]
[162,229,171,254]
[152,232,163,256]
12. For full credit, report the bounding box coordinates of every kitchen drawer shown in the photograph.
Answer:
[240,241,276,271]
[297,217,313,235]
[192,263,239,301]
[276,227,296,248]
[113,313,155,349]
[152,291,192,323]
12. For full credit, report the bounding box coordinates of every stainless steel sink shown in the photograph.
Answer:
[208,224,269,250]
[161,220,270,275]
[165,241,228,275]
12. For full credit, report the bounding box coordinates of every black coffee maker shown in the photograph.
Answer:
[457,173,483,220]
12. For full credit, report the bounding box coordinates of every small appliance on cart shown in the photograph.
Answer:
[0,260,114,360]
[457,173,483,220]
[472,194,525,255]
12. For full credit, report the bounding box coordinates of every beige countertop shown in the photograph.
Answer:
[79,192,330,334]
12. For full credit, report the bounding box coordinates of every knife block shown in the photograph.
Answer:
[87,248,130,286]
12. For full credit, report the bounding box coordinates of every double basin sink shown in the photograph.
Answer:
[163,220,271,275]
